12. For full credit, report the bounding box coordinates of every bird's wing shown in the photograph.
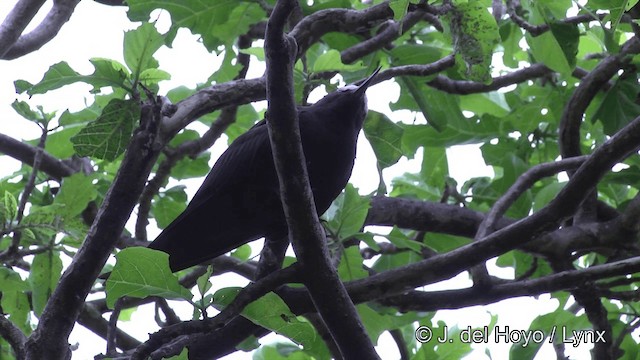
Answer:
[147,120,278,270]
[184,119,271,211]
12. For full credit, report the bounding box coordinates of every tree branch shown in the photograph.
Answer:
[264,0,379,358]
[341,8,431,64]
[2,0,82,60]
[0,133,74,181]
[24,98,165,359]
[0,0,47,58]
[0,316,26,360]
[77,304,140,351]
[477,156,588,239]
[560,37,640,159]
[131,264,300,358]
[348,114,640,302]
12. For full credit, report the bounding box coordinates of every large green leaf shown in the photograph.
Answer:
[395,77,449,131]
[29,251,63,316]
[152,186,188,229]
[592,77,640,135]
[15,59,132,96]
[127,0,264,51]
[363,110,404,169]
[214,289,331,360]
[526,4,579,76]
[337,246,368,281]
[105,247,192,308]
[324,184,370,239]
[53,173,97,218]
[401,113,503,151]
[71,98,140,161]
[123,23,164,80]
[445,2,500,82]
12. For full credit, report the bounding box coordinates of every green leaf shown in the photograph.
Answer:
[11,100,42,122]
[324,184,370,239]
[88,58,131,91]
[165,348,189,360]
[357,305,421,346]
[337,246,368,281]
[396,77,448,131]
[424,233,470,253]
[210,2,266,47]
[548,22,579,69]
[16,60,132,95]
[363,110,404,169]
[312,49,363,72]
[533,182,566,212]
[372,250,422,272]
[446,2,500,82]
[390,44,447,67]
[214,289,331,359]
[421,146,449,189]
[526,6,579,76]
[171,152,211,180]
[208,49,242,84]
[53,173,97,218]
[123,23,164,80]
[459,92,510,117]
[231,244,252,261]
[17,62,82,95]
[1,290,31,334]
[386,227,425,253]
[29,251,63,316]
[58,105,103,126]
[139,68,171,86]
[14,79,33,94]
[44,125,84,158]
[3,191,17,223]
[196,266,213,298]
[510,310,589,358]
[105,247,192,308]
[71,98,141,161]
[592,77,640,135]
[152,191,187,229]
[389,0,410,22]
[225,105,260,142]
[127,0,261,51]
[0,267,26,290]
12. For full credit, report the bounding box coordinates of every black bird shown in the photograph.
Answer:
[148,68,381,272]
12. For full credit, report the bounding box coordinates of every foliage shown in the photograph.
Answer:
[1,0,640,359]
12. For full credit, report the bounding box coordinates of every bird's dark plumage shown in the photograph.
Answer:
[148,68,380,271]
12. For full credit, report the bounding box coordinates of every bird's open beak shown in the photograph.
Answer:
[355,66,382,95]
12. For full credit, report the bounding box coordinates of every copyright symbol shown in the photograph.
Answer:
[415,326,432,343]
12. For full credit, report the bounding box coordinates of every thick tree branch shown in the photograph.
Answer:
[348,114,640,302]
[186,236,288,359]
[0,316,26,360]
[24,99,165,359]
[131,264,300,358]
[477,156,588,238]
[376,256,640,312]
[2,0,82,60]
[264,0,378,358]
[0,133,74,181]
[341,9,431,64]
[0,0,47,58]
[560,37,640,159]
[289,2,393,57]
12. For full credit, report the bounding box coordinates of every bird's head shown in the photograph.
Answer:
[310,67,381,127]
